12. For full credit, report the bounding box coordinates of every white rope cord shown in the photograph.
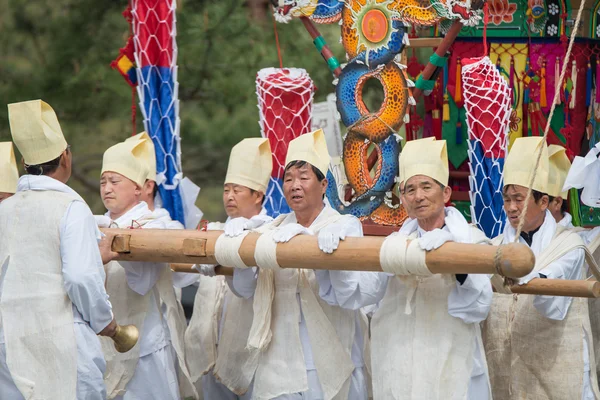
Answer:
[214,232,251,269]
[513,0,587,242]
[254,230,282,271]
[380,233,430,276]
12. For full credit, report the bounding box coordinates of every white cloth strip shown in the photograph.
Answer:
[215,231,250,269]
[254,230,281,271]
[379,233,430,276]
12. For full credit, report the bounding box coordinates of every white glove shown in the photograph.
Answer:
[317,222,353,254]
[193,264,216,277]
[272,223,313,243]
[224,217,250,237]
[224,215,272,237]
[95,215,112,228]
[418,229,454,251]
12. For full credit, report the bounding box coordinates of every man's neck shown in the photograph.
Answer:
[417,211,446,232]
[296,204,324,228]
[110,202,140,221]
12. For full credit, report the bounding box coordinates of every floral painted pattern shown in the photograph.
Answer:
[548,3,559,15]
[488,0,518,24]
[547,24,558,35]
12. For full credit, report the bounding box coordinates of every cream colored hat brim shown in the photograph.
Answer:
[125,132,156,182]
[285,129,330,176]
[8,100,68,165]
[0,142,18,194]
[504,137,549,194]
[224,137,272,192]
[400,138,449,186]
[547,144,571,198]
[101,140,151,187]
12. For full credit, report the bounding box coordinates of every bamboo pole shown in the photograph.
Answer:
[508,278,600,298]
[102,228,534,278]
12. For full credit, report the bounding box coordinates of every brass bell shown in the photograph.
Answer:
[112,324,140,353]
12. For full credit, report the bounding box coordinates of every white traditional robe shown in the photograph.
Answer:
[318,207,492,399]
[559,211,574,228]
[0,175,114,400]
[483,210,599,400]
[100,202,194,400]
[230,204,369,400]
[179,209,273,399]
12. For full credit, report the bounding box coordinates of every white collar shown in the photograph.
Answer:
[400,207,472,243]
[502,210,556,255]
[16,175,86,203]
[105,201,153,228]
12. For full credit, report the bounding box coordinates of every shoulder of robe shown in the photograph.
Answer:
[491,234,504,246]
[255,214,287,233]
[554,224,585,246]
[468,224,492,245]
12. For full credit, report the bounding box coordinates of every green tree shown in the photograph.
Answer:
[0,0,344,219]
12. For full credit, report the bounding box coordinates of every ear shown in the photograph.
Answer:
[253,190,264,206]
[539,195,550,211]
[442,185,452,204]
[320,178,328,196]
[60,149,69,168]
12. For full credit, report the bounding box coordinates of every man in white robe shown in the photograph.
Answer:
[0,142,18,203]
[317,138,492,399]
[226,129,369,400]
[98,138,195,400]
[548,144,574,227]
[180,138,273,399]
[0,100,117,400]
[562,142,600,384]
[483,136,600,400]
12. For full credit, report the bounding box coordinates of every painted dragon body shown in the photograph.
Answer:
[275,0,481,225]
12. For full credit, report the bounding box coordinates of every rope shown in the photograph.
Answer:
[272,9,283,69]
[513,0,587,242]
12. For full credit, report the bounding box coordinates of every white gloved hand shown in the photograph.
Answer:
[193,264,216,277]
[224,217,250,237]
[272,223,313,243]
[418,229,454,251]
[317,222,353,254]
[224,215,272,237]
[95,215,112,228]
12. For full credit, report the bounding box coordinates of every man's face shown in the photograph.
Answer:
[283,163,327,214]
[503,185,548,231]
[0,192,13,203]
[402,175,450,222]
[100,172,141,217]
[222,183,262,219]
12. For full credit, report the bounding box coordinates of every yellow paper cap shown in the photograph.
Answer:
[285,129,330,176]
[8,100,68,165]
[0,142,18,194]
[125,132,156,181]
[400,138,449,186]
[547,144,571,198]
[101,139,151,187]
[504,137,549,194]
[224,138,272,192]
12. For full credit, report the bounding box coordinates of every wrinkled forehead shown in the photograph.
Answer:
[503,184,528,196]
[284,162,316,178]
[404,174,437,188]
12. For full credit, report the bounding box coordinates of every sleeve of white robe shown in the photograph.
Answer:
[314,218,390,310]
[533,248,585,321]
[60,200,114,333]
[231,267,258,299]
[447,274,493,324]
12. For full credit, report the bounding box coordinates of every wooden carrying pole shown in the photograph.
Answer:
[102,228,534,278]
[171,265,600,298]
[508,278,600,298]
